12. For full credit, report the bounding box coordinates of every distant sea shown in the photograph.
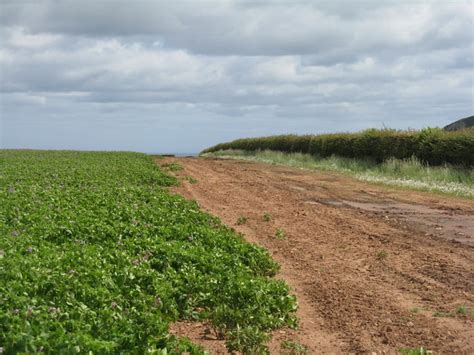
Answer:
[147,152,198,157]
[175,153,198,157]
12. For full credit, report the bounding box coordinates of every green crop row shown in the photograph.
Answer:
[202,128,474,167]
[0,151,297,354]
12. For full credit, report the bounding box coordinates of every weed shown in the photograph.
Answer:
[185,176,198,184]
[433,310,454,317]
[162,162,183,171]
[434,305,470,318]
[398,347,434,355]
[399,347,433,355]
[263,212,272,222]
[377,250,388,260]
[455,305,469,315]
[410,307,423,314]
[275,228,286,240]
[236,216,248,225]
[281,340,308,354]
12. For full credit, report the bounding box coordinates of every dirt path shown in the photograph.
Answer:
[161,157,474,354]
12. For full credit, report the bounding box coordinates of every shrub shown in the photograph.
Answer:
[202,128,474,167]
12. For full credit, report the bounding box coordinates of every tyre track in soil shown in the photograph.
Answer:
[161,157,474,354]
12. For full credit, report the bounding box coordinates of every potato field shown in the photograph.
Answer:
[0,151,296,354]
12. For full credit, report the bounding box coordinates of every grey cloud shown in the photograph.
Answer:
[2,1,471,56]
[1,0,472,152]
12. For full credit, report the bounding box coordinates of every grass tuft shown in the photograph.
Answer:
[204,150,474,198]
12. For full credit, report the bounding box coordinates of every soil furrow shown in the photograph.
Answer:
[161,157,473,354]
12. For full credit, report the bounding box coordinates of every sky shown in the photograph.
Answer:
[1,0,473,153]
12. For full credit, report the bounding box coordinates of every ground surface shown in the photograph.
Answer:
[161,157,474,354]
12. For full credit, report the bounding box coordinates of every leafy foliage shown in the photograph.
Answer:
[0,151,297,353]
[399,347,433,355]
[202,128,474,167]
[280,340,309,354]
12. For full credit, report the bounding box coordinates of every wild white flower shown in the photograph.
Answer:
[357,174,474,198]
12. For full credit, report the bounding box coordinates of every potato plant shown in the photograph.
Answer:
[0,151,297,353]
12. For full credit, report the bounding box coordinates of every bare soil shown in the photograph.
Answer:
[160,157,474,354]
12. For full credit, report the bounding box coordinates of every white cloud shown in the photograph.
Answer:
[7,27,61,49]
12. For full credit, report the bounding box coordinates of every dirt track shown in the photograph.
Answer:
[162,157,474,354]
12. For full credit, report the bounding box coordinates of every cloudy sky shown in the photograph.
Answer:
[1,0,473,153]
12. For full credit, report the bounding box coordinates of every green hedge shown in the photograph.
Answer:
[202,128,474,167]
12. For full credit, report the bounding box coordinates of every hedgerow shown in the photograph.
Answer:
[202,128,474,167]
[0,151,297,354]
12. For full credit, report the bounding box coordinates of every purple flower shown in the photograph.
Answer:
[8,186,15,193]
[11,230,19,237]
[111,302,118,309]
[26,246,33,254]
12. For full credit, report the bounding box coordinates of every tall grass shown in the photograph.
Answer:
[203,150,474,198]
